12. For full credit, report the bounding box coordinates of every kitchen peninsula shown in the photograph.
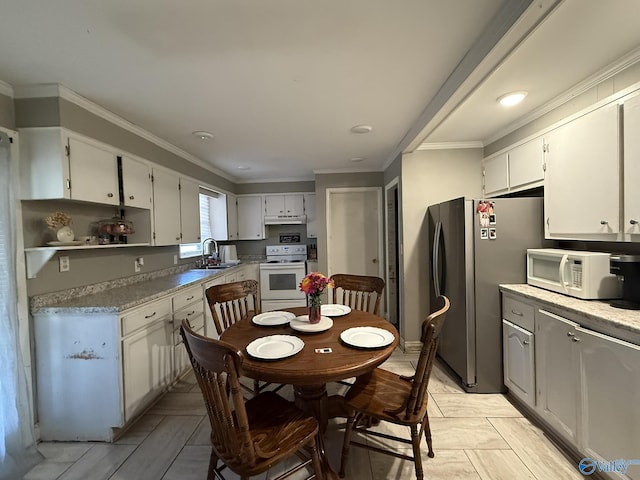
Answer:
[31,263,256,442]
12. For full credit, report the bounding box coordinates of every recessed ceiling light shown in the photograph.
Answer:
[497,91,528,107]
[236,165,250,170]
[350,125,373,134]
[350,157,365,163]
[192,130,214,140]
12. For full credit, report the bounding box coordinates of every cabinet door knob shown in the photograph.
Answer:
[107,192,114,198]
[129,195,135,200]
[571,337,580,342]
[600,220,608,225]
[630,219,638,225]
[567,332,574,337]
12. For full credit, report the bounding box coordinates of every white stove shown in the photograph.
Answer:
[260,245,308,311]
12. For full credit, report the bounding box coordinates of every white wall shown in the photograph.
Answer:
[400,148,483,345]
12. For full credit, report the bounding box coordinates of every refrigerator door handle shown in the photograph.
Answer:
[433,221,442,296]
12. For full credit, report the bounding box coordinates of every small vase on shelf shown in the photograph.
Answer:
[56,226,75,243]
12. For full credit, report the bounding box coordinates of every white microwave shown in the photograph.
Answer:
[526,249,620,299]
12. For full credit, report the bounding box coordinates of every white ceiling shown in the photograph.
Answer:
[1,1,639,183]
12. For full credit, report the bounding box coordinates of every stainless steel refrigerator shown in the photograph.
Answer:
[427,196,544,393]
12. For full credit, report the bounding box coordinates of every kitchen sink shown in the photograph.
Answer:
[193,262,240,271]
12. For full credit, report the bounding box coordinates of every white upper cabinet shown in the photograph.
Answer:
[264,194,305,217]
[237,195,265,240]
[226,193,238,241]
[544,102,620,238]
[20,127,119,205]
[624,94,640,237]
[152,168,181,245]
[304,193,317,238]
[508,137,545,190]
[121,154,152,209]
[483,138,544,198]
[179,177,201,244]
[482,154,509,197]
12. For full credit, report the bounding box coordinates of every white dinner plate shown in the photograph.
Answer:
[252,311,296,326]
[320,304,352,317]
[340,327,395,349]
[47,241,84,246]
[246,335,305,360]
[290,315,333,333]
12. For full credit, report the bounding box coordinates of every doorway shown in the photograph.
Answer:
[384,179,401,330]
[326,187,383,302]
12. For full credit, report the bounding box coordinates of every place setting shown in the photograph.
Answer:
[245,334,305,361]
[340,326,395,349]
[251,311,296,326]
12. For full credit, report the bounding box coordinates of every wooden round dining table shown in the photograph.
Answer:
[220,306,399,479]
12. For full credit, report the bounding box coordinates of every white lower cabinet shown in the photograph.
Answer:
[502,320,535,408]
[503,290,640,480]
[122,316,172,422]
[171,285,205,378]
[535,309,579,444]
[578,327,640,480]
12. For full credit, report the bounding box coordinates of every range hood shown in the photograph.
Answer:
[264,215,307,225]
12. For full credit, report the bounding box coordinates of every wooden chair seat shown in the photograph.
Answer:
[344,368,428,426]
[339,295,450,480]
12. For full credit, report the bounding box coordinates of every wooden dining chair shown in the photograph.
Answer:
[330,274,385,315]
[339,295,450,480]
[205,279,259,335]
[180,320,323,480]
[205,279,276,395]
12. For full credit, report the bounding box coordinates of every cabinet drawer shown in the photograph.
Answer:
[172,285,203,312]
[173,300,205,324]
[502,295,534,331]
[121,297,172,336]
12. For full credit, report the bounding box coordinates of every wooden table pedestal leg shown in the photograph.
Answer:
[293,384,338,480]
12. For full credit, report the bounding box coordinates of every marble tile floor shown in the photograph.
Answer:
[23,350,583,480]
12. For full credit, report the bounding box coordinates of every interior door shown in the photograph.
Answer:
[327,187,383,282]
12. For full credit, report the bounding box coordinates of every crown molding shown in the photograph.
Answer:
[484,45,640,145]
[313,167,382,175]
[0,80,14,97]
[417,141,484,150]
[14,83,238,183]
[235,175,315,184]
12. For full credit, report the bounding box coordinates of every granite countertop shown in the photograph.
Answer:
[500,284,640,338]
[31,266,242,315]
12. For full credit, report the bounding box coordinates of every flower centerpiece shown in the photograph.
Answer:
[299,272,333,324]
[45,211,75,243]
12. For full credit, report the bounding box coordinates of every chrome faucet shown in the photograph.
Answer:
[201,237,219,266]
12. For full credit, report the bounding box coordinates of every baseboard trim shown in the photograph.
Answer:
[402,340,423,353]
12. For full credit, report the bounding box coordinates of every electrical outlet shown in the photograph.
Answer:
[173,254,178,265]
[134,259,141,272]
[59,256,70,272]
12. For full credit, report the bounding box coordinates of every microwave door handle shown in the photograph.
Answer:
[559,254,569,293]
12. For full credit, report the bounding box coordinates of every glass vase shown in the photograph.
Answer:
[308,303,321,324]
